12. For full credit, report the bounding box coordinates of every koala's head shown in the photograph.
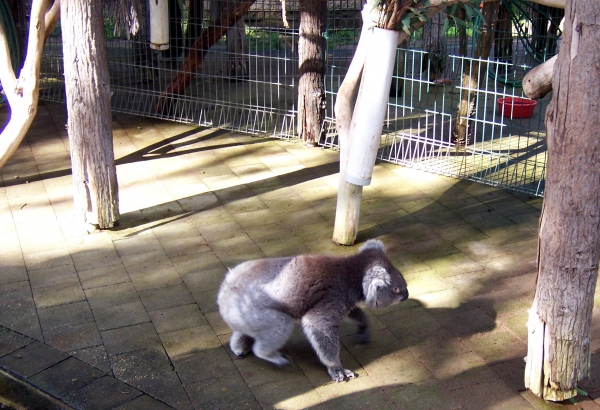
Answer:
[359,239,409,308]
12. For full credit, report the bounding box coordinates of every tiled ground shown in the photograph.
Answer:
[1,101,600,410]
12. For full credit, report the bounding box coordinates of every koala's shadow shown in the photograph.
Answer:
[247,297,497,375]
[220,297,531,409]
[276,298,598,410]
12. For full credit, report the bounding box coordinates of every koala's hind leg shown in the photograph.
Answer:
[230,332,254,357]
[347,306,371,344]
[301,310,355,382]
[251,310,294,367]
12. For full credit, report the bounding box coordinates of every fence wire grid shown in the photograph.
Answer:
[36,0,560,196]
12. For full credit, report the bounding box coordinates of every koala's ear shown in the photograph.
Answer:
[359,239,385,253]
[363,266,391,307]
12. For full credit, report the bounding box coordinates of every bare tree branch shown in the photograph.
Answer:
[0,0,53,168]
[523,55,557,99]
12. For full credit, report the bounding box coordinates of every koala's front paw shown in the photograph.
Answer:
[328,368,356,382]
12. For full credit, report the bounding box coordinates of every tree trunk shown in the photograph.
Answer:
[297,0,326,146]
[452,1,499,145]
[524,0,600,401]
[61,0,119,230]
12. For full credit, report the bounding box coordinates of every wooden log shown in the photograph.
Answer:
[523,55,556,100]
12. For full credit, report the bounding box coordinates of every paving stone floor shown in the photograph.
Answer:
[1,101,600,409]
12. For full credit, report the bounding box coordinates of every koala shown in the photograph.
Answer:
[217,239,409,382]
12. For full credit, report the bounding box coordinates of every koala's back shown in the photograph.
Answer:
[218,254,355,320]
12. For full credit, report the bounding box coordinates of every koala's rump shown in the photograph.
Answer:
[217,257,296,330]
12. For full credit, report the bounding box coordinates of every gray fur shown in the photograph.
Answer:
[217,238,409,382]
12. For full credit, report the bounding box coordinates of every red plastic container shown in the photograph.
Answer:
[497,97,537,118]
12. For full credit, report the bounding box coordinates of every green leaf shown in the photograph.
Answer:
[449,3,458,17]
[452,16,467,28]
[464,3,474,21]
[401,15,412,32]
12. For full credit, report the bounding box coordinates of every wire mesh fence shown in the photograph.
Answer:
[35,0,561,196]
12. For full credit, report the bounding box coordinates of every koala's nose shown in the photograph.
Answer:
[398,288,409,302]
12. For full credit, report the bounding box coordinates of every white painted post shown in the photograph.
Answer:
[333,26,399,245]
[344,27,399,186]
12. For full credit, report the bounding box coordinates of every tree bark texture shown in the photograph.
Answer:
[524,0,600,401]
[452,1,499,145]
[297,0,326,146]
[154,0,256,112]
[61,0,119,229]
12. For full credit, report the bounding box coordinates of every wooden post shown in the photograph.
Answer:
[297,0,327,146]
[524,0,600,400]
[344,27,399,186]
[332,25,398,245]
[62,0,119,229]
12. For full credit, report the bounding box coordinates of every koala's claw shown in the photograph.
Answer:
[329,368,356,382]
[344,369,356,379]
